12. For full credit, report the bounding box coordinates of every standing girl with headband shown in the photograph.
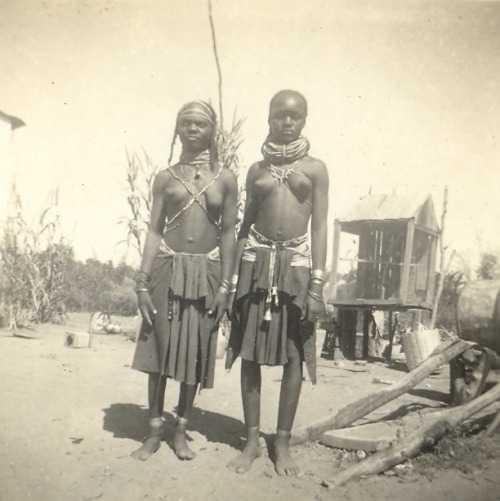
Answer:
[131,101,238,461]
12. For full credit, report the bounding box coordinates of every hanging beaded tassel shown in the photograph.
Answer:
[263,245,278,322]
[264,301,272,322]
[264,286,279,322]
[167,290,173,321]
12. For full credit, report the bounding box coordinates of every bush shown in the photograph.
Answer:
[97,277,137,316]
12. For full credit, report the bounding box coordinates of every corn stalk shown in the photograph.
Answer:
[119,148,160,262]
[0,186,70,328]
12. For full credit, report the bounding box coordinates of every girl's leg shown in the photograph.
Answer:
[131,373,167,461]
[173,382,198,460]
[274,334,303,476]
[226,359,262,474]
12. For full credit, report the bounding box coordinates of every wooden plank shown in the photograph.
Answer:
[385,311,396,360]
[362,310,371,359]
[399,219,415,304]
[426,235,438,305]
[329,299,432,310]
[338,308,357,360]
[356,231,371,299]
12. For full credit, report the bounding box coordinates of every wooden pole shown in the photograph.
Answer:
[426,233,438,306]
[339,309,357,359]
[399,219,415,304]
[385,311,399,361]
[290,337,471,445]
[207,0,224,130]
[430,186,451,328]
[362,310,370,359]
[328,220,341,300]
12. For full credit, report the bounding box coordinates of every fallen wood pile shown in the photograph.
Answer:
[290,336,500,488]
[323,382,500,489]
[292,337,470,445]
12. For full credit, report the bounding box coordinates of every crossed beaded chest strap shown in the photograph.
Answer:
[164,164,222,232]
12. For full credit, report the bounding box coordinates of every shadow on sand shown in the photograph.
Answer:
[407,387,450,404]
[102,403,244,449]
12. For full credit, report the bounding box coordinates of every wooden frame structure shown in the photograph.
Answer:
[324,194,439,360]
[329,193,439,310]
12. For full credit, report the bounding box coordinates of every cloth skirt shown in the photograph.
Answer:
[132,247,221,390]
[225,231,317,383]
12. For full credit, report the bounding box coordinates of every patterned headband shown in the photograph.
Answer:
[177,101,216,126]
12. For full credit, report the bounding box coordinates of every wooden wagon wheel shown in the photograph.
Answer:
[449,345,491,406]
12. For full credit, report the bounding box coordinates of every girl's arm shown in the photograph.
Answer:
[305,160,329,322]
[136,172,168,324]
[226,163,260,312]
[208,168,238,322]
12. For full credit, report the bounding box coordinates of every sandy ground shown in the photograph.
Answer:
[1,313,500,501]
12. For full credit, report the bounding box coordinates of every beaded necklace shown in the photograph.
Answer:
[179,149,212,180]
[164,152,222,233]
[262,136,312,206]
[266,161,300,185]
[261,135,310,166]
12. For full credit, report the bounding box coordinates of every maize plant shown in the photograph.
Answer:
[0,186,70,328]
[119,147,160,262]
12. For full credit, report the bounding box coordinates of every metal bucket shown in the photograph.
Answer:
[457,279,500,354]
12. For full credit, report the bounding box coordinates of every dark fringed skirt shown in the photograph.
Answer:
[225,241,317,384]
[132,249,221,390]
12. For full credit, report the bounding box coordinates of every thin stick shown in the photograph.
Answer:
[208,0,224,130]
[430,186,453,328]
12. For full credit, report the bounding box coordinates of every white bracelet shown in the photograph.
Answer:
[311,269,325,280]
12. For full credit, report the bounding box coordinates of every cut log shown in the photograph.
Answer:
[291,338,472,445]
[323,382,500,489]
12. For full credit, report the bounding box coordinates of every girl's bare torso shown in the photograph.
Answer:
[251,158,315,241]
[161,164,224,253]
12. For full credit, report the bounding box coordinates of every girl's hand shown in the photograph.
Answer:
[137,291,157,325]
[302,282,326,323]
[304,294,326,323]
[208,291,228,324]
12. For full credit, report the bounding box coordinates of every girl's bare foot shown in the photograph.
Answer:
[274,430,300,476]
[130,436,161,461]
[173,417,196,460]
[131,418,164,461]
[226,427,261,474]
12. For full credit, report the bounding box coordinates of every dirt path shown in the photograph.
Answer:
[1,314,499,501]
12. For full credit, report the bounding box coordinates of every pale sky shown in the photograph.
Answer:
[1,0,499,270]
